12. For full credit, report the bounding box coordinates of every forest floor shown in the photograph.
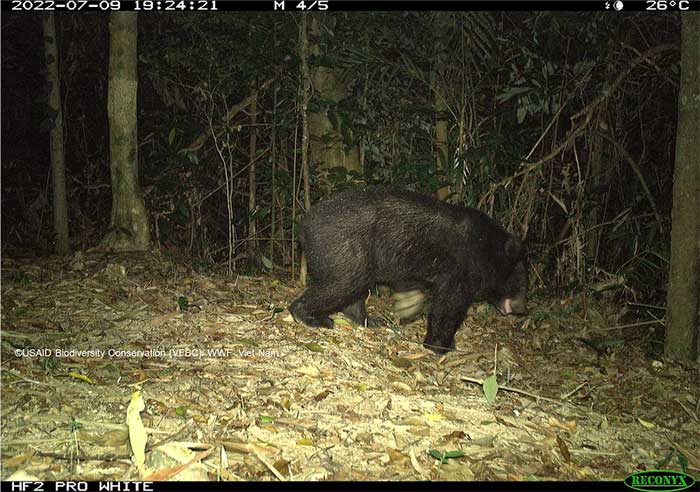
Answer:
[1,251,698,482]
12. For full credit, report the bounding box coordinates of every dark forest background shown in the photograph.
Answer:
[1,11,682,311]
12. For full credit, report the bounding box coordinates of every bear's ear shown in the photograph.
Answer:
[505,236,523,260]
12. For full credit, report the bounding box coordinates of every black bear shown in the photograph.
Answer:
[289,186,528,353]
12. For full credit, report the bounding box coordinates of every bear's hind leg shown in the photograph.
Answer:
[289,287,336,329]
[342,295,382,328]
[290,281,369,330]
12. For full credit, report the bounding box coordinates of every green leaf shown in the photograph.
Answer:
[177,296,189,311]
[483,374,499,404]
[442,450,464,459]
[429,449,445,462]
[429,449,465,464]
[304,342,324,353]
[175,405,187,417]
[259,415,275,423]
[67,418,83,432]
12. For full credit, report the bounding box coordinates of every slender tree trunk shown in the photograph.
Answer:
[359,66,369,172]
[279,137,289,262]
[270,19,279,264]
[300,13,311,211]
[432,13,452,200]
[101,12,150,252]
[43,13,69,255]
[298,12,311,285]
[665,12,700,362]
[271,106,277,264]
[586,129,603,267]
[248,80,259,257]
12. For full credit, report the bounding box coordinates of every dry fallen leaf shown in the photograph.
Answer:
[402,352,430,360]
[391,381,413,393]
[547,416,577,432]
[68,372,94,384]
[3,453,34,468]
[423,412,443,422]
[556,434,571,462]
[296,366,320,378]
[126,390,148,475]
[409,447,428,478]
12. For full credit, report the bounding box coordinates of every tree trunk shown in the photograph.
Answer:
[101,12,150,252]
[297,12,312,285]
[433,75,450,200]
[432,15,449,194]
[586,109,609,271]
[307,16,361,175]
[300,13,311,211]
[248,80,259,257]
[270,19,279,264]
[270,102,278,264]
[43,13,69,256]
[665,12,700,362]
[434,104,449,183]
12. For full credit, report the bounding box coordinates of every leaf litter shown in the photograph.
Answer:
[1,252,698,481]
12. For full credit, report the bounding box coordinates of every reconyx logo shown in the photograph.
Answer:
[624,470,696,492]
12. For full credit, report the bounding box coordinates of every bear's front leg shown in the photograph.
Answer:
[423,281,472,354]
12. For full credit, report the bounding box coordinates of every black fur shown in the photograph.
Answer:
[289,186,528,353]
